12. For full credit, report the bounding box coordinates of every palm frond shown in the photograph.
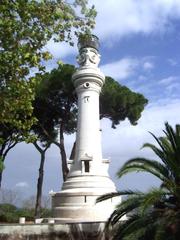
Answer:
[140,188,168,214]
[163,122,178,153]
[159,136,173,152]
[162,123,180,176]
[154,220,167,240]
[157,136,180,176]
[96,190,137,203]
[117,158,170,183]
[149,131,169,153]
[142,142,169,166]
[143,140,178,177]
[113,212,158,240]
[175,124,180,137]
[103,123,180,240]
[107,193,144,226]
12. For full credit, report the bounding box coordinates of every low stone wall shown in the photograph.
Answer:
[0,222,110,240]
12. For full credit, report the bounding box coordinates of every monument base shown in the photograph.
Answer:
[0,222,109,240]
[51,175,121,222]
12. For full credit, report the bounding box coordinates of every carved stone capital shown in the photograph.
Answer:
[77,47,100,67]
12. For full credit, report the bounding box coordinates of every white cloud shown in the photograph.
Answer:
[143,61,154,71]
[159,76,178,85]
[15,182,29,188]
[102,98,180,156]
[100,98,180,189]
[91,0,180,41]
[168,58,178,66]
[101,58,138,80]
[166,82,180,93]
[138,75,147,81]
[45,40,77,59]
[100,56,156,81]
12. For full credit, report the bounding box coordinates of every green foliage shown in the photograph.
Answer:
[0,156,4,173]
[0,123,27,185]
[0,0,96,135]
[34,64,77,137]
[78,33,99,50]
[32,64,77,182]
[40,208,52,218]
[100,77,148,128]
[97,123,180,240]
[37,68,148,135]
[0,203,17,212]
[33,64,147,182]
[0,203,51,223]
[0,203,18,223]
[17,208,35,222]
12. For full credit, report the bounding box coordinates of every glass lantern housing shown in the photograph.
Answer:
[78,34,99,51]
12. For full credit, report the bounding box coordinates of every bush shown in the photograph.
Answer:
[0,203,18,223]
[40,208,52,218]
[0,203,52,222]
[17,208,35,222]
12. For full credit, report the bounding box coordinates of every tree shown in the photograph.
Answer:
[97,122,180,240]
[0,203,19,223]
[0,0,96,135]
[0,0,96,190]
[0,121,37,187]
[35,64,77,182]
[0,124,24,187]
[100,76,148,128]
[31,89,58,218]
[33,142,50,218]
[36,64,148,183]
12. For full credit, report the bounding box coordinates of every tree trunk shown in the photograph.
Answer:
[0,155,5,189]
[35,150,45,218]
[33,142,49,219]
[70,141,76,160]
[60,123,69,182]
[0,171,3,189]
[0,141,17,188]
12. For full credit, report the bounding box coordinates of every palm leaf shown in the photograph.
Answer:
[157,137,179,175]
[114,212,158,240]
[96,190,137,203]
[163,122,178,153]
[163,123,180,164]
[142,142,170,167]
[103,123,180,240]
[143,135,179,177]
[175,124,180,135]
[107,193,144,226]
[117,158,170,183]
[154,220,167,240]
[140,188,168,214]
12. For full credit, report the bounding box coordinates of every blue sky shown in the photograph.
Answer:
[2,0,180,202]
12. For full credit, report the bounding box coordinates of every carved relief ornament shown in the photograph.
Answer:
[77,47,100,67]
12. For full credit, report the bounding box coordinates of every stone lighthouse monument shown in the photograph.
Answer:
[52,35,119,222]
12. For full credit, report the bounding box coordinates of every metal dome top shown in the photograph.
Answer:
[78,34,99,51]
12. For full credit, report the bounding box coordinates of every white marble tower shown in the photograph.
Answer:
[52,35,120,222]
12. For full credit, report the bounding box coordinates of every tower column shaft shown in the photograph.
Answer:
[75,86,102,163]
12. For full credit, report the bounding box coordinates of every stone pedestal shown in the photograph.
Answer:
[0,222,110,240]
[52,35,121,222]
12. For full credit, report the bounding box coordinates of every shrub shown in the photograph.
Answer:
[0,203,18,223]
